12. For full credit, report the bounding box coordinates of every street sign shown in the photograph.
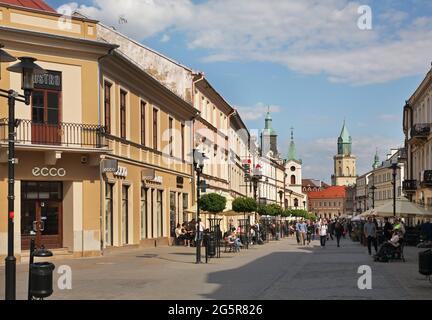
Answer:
[242,159,252,180]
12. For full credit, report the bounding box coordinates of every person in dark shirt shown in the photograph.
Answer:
[383,217,393,241]
[334,220,344,247]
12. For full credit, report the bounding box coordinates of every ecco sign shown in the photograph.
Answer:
[32,167,67,177]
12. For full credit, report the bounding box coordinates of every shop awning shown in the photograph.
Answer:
[359,197,432,218]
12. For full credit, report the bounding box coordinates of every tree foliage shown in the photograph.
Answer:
[232,197,257,213]
[258,203,283,217]
[199,193,227,214]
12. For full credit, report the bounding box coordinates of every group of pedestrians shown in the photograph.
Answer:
[292,218,349,248]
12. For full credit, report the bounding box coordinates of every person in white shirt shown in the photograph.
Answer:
[319,220,328,247]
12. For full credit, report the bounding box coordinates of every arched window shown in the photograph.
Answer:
[346,167,350,176]
[294,198,299,208]
[291,175,296,185]
[338,167,342,176]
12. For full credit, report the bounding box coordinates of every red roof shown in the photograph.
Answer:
[308,186,346,200]
[0,0,56,13]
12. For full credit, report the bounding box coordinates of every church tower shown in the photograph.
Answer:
[260,108,278,157]
[285,128,303,194]
[332,121,357,186]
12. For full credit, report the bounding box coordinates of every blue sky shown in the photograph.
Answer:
[46,0,432,182]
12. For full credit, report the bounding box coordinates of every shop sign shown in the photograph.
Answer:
[141,168,156,181]
[32,167,67,177]
[101,159,119,173]
[176,176,184,188]
[114,166,128,178]
[34,70,62,91]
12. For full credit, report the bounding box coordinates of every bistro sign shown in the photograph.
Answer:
[34,70,62,91]
[141,169,163,184]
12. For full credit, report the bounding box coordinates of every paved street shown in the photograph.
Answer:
[0,237,431,300]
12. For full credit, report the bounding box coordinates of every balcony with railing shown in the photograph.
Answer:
[402,180,417,193]
[421,170,432,188]
[0,119,107,149]
[409,123,431,144]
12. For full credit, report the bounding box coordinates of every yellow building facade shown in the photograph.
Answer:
[0,3,116,262]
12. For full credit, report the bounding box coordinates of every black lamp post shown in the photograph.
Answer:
[193,149,208,264]
[390,162,400,217]
[0,46,45,301]
[303,201,306,210]
[370,185,377,209]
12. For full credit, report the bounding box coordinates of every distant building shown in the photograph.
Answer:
[302,179,330,194]
[308,186,347,219]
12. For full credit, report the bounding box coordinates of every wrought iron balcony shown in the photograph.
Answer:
[402,180,417,193]
[421,170,432,187]
[409,123,431,142]
[0,119,107,149]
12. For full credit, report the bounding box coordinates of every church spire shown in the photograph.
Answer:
[372,148,380,169]
[288,127,299,161]
[264,106,276,135]
[337,120,352,155]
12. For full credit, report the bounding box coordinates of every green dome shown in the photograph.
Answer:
[337,120,352,155]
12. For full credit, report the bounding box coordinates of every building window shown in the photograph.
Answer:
[141,187,148,239]
[120,90,127,139]
[105,183,114,246]
[104,82,112,134]
[169,117,174,157]
[157,190,163,238]
[122,185,129,245]
[140,101,146,146]
[153,108,158,150]
[291,175,296,185]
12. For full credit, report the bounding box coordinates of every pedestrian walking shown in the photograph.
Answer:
[364,216,378,255]
[334,220,344,247]
[298,219,307,246]
[319,220,328,247]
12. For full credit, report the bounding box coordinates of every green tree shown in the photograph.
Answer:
[198,193,227,215]
[232,197,257,214]
[265,204,283,217]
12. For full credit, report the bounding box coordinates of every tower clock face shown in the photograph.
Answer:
[291,166,296,172]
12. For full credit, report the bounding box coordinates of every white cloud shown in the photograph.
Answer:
[235,103,281,121]
[160,34,170,43]
[378,114,402,122]
[61,0,432,85]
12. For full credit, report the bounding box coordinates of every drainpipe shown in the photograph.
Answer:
[97,48,116,254]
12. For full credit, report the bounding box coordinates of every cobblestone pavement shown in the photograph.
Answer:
[0,236,431,300]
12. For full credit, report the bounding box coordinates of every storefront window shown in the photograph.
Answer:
[183,193,189,223]
[170,192,176,237]
[157,190,163,238]
[122,185,129,245]
[105,183,114,246]
[141,187,148,239]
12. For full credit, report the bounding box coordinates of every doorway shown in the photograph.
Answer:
[21,181,63,250]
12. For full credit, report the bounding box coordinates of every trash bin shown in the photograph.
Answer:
[419,249,432,276]
[30,262,55,299]
[207,232,216,258]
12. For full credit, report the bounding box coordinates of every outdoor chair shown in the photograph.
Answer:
[224,237,239,253]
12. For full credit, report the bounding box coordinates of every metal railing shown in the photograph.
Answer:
[410,123,430,140]
[402,180,418,192]
[0,119,107,148]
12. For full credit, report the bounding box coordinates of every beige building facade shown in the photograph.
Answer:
[0,3,116,261]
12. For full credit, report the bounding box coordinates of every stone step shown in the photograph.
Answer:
[20,248,74,264]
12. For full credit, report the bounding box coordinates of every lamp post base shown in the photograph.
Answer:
[5,255,16,300]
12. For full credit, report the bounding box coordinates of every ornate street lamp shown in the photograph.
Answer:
[390,162,401,217]
[193,149,208,264]
[0,46,46,300]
